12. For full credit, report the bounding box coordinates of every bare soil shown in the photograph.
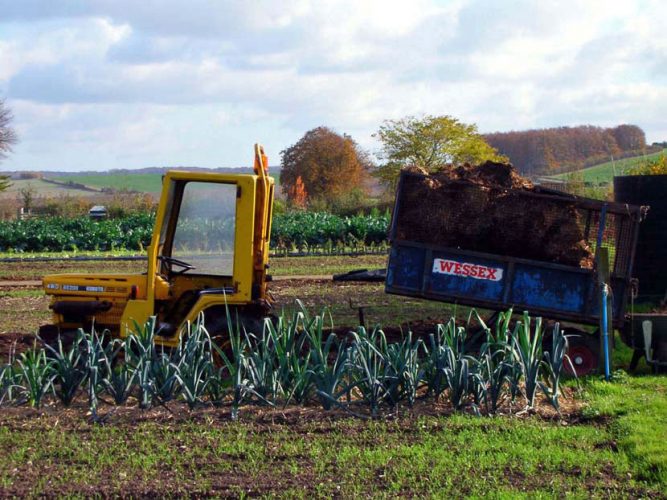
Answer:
[0,386,583,429]
[0,388,596,499]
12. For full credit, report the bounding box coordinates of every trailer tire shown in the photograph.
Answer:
[565,333,599,376]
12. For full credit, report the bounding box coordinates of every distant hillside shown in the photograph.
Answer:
[0,178,102,199]
[552,148,667,184]
[52,167,282,194]
[53,173,164,193]
[484,124,656,176]
[57,165,281,177]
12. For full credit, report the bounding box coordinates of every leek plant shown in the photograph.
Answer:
[384,332,422,407]
[174,318,213,409]
[268,312,312,406]
[479,313,514,414]
[43,332,86,406]
[17,348,54,408]
[242,327,280,406]
[512,312,545,409]
[0,345,22,405]
[205,365,226,408]
[306,314,349,410]
[423,333,450,400]
[422,321,468,400]
[81,328,112,418]
[126,318,157,409]
[98,336,135,406]
[150,350,180,403]
[348,326,393,417]
[540,323,576,412]
[103,362,136,405]
[215,310,248,420]
[442,350,476,411]
[480,350,511,414]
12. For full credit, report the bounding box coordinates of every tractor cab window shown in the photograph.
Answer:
[165,181,237,276]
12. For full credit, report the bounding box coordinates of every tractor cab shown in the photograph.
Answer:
[41,145,274,347]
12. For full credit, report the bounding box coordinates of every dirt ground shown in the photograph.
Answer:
[0,388,592,498]
[0,385,582,428]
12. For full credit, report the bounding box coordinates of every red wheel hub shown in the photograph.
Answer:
[566,343,598,376]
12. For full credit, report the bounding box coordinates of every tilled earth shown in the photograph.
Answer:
[0,391,660,499]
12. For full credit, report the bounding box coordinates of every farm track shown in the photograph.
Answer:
[0,250,387,264]
[0,275,335,288]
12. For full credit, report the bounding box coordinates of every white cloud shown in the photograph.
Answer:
[0,0,665,171]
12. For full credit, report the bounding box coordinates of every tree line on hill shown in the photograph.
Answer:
[278,120,663,209]
[484,124,656,175]
[0,95,661,213]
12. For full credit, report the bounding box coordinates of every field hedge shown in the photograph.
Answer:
[0,211,389,252]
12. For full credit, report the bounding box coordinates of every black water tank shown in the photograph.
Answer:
[614,175,667,300]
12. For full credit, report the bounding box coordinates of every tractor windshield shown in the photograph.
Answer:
[168,181,237,276]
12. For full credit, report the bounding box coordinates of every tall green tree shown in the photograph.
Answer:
[374,115,505,189]
[0,99,18,192]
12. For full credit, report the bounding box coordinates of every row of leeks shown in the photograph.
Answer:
[0,305,576,419]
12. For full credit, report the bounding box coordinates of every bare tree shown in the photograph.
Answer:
[0,99,18,161]
[0,99,18,192]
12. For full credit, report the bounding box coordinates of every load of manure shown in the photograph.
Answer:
[394,161,594,268]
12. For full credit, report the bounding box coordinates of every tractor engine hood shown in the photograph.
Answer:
[43,273,148,300]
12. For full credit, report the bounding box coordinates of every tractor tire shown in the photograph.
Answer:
[202,305,276,363]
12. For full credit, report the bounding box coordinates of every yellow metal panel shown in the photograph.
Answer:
[119,299,153,337]
[233,175,257,301]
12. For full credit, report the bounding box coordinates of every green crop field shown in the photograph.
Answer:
[554,148,667,184]
[54,173,164,194]
[54,170,282,194]
[0,178,100,199]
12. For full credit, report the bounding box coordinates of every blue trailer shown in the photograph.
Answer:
[385,170,645,374]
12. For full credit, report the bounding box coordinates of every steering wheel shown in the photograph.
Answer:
[157,255,196,276]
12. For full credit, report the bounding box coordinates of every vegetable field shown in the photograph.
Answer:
[0,211,389,253]
[0,308,574,416]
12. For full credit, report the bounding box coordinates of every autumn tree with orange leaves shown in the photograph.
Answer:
[280,127,371,207]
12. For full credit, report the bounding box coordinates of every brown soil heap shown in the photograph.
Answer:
[395,161,594,267]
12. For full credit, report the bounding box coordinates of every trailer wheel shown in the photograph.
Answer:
[565,333,599,376]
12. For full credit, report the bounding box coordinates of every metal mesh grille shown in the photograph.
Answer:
[95,300,126,326]
[576,205,636,277]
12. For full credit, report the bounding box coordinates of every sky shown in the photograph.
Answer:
[0,0,665,172]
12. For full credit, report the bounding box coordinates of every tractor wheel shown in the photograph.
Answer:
[565,333,599,376]
[203,306,275,364]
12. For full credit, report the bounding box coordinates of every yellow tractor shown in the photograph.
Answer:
[39,144,275,347]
